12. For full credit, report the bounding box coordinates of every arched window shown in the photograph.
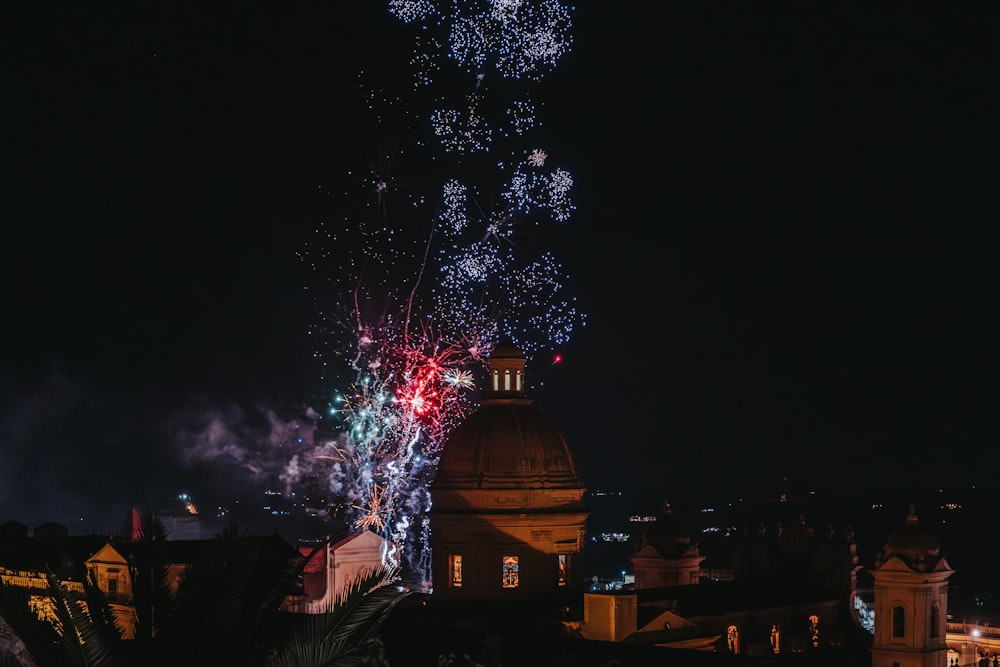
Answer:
[504,369,511,391]
[930,603,939,638]
[449,554,463,588]
[809,614,820,647]
[892,605,905,638]
[727,625,740,654]
[502,555,519,589]
[770,623,780,654]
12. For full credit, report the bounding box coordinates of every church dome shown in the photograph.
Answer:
[430,342,584,505]
[427,342,589,605]
[488,341,526,360]
[874,506,945,572]
[432,402,583,490]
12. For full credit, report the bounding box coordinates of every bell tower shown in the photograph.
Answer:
[870,506,952,667]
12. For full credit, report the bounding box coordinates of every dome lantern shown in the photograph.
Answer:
[485,341,527,401]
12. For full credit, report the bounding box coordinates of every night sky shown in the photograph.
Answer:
[4,3,997,533]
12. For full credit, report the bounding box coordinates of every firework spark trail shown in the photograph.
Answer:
[292,1,584,583]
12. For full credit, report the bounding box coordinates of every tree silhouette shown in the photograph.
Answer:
[0,508,414,667]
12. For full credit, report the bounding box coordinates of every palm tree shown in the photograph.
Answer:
[0,565,129,667]
[0,508,414,667]
[0,579,61,667]
[43,568,128,667]
[125,504,173,660]
[268,563,413,667]
[143,523,312,667]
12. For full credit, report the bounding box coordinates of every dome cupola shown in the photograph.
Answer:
[639,499,699,558]
[874,504,946,573]
[430,342,585,506]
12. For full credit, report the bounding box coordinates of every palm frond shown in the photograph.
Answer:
[82,569,128,644]
[153,524,313,667]
[270,563,412,667]
[128,504,174,646]
[324,568,411,649]
[45,569,125,667]
[0,580,65,667]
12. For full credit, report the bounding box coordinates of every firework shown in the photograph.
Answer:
[293,0,584,582]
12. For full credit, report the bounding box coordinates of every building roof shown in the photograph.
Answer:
[873,505,948,573]
[489,341,526,360]
[635,499,701,559]
[432,402,584,492]
[0,533,111,581]
[626,578,843,622]
[380,594,871,666]
[431,343,584,497]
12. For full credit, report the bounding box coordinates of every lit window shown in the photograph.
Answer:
[727,625,740,654]
[492,371,499,391]
[809,614,821,647]
[502,555,519,588]
[557,554,567,587]
[504,370,511,391]
[450,554,462,588]
[515,370,522,391]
